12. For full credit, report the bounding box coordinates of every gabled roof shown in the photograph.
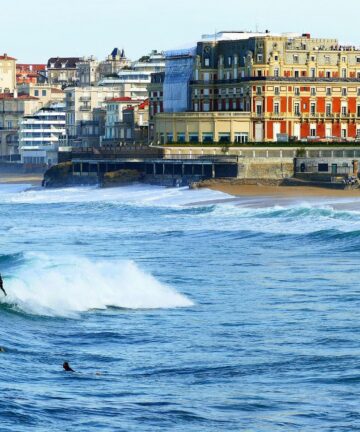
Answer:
[47,57,81,69]
[0,54,16,61]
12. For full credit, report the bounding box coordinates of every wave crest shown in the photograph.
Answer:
[2,254,193,317]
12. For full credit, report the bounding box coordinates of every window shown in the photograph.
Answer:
[204,58,210,67]
[358,88,360,96]
[326,71,331,78]
[294,102,300,116]
[274,87,280,95]
[310,68,316,78]
[311,55,316,62]
[34,90,39,96]
[342,68,347,78]
[310,103,316,116]
[202,133,213,143]
[357,57,360,64]
[274,102,280,115]
[42,90,46,96]
[204,72,210,82]
[341,128,347,139]
[203,88,209,96]
[228,57,232,67]
[294,70,300,78]
[326,103,332,116]
[189,133,199,143]
[166,133,173,143]
[341,105,347,116]
[293,55,299,63]
[357,105,360,117]
[7,121,12,129]
[310,127,316,137]
[342,56,346,63]
[256,102,262,116]
[294,87,300,96]
[257,70,262,77]
[256,86,262,95]
[325,56,330,64]
[219,133,230,143]
[234,133,249,143]
[310,87,316,96]
[274,55,279,61]
[326,87,331,96]
[177,133,185,143]
[342,88,347,96]
[203,102,210,112]
[274,68,280,77]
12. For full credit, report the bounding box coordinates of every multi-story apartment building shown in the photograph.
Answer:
[47,57,81,88]
[64,86,123,146]
[76,56,100,87]
[102,98,148,144]
[0,93,43,157]
[99,51,165,100]
[153,31,360,143]
[19,106,66,165]
[0,54,16,94]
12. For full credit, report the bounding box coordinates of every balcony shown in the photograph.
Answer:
[80,106,91,112]
[80,96,91,102]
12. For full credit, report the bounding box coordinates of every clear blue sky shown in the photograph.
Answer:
[2,0,360,63]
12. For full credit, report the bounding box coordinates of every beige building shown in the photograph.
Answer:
[154,112,251,144]
[64,86,124,144]
[18,83,65,106]
[47,57,81,87]
[0,94,43,157]
[0,54,16,94]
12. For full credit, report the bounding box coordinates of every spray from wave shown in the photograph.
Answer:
[2,253,193,317]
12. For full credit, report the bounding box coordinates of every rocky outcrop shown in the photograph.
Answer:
[101,169,142,188]
[43,162,97,188]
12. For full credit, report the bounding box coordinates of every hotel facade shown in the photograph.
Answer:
[152,31,360,144]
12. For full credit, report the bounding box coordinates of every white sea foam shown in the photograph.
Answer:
[2,184,231,207]
[4,254,193,317]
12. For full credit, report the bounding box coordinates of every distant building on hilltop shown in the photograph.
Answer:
[16,64,47,85]
[0,54,16,94]
[47,57,81,88]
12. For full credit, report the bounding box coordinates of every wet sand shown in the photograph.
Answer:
[206,183,360,198]
[0,173,43,186]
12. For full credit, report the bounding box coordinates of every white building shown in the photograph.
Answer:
[19,106,66,165]
[98,51,165,100]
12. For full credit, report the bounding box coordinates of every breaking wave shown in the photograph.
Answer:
[1,253,194,317]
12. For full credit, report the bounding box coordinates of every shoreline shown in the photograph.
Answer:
[0,172,43,186]
[202,182,360,198]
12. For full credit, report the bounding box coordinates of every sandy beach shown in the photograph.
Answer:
[0,172,43,186]
[204,182,360,198]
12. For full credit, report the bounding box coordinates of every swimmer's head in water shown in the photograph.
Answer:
[63,361,74,372]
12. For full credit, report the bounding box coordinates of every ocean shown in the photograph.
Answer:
[1,183,360,431]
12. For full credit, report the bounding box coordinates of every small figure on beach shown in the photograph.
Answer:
[0,274,7,296]
[63,361,75,372]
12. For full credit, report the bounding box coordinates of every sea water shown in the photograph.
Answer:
[1,183,360,431]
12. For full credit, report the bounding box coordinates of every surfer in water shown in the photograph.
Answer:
[63,362,75,372]
[0,274,7,296]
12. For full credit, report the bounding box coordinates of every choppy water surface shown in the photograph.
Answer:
[1,183,360,431]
